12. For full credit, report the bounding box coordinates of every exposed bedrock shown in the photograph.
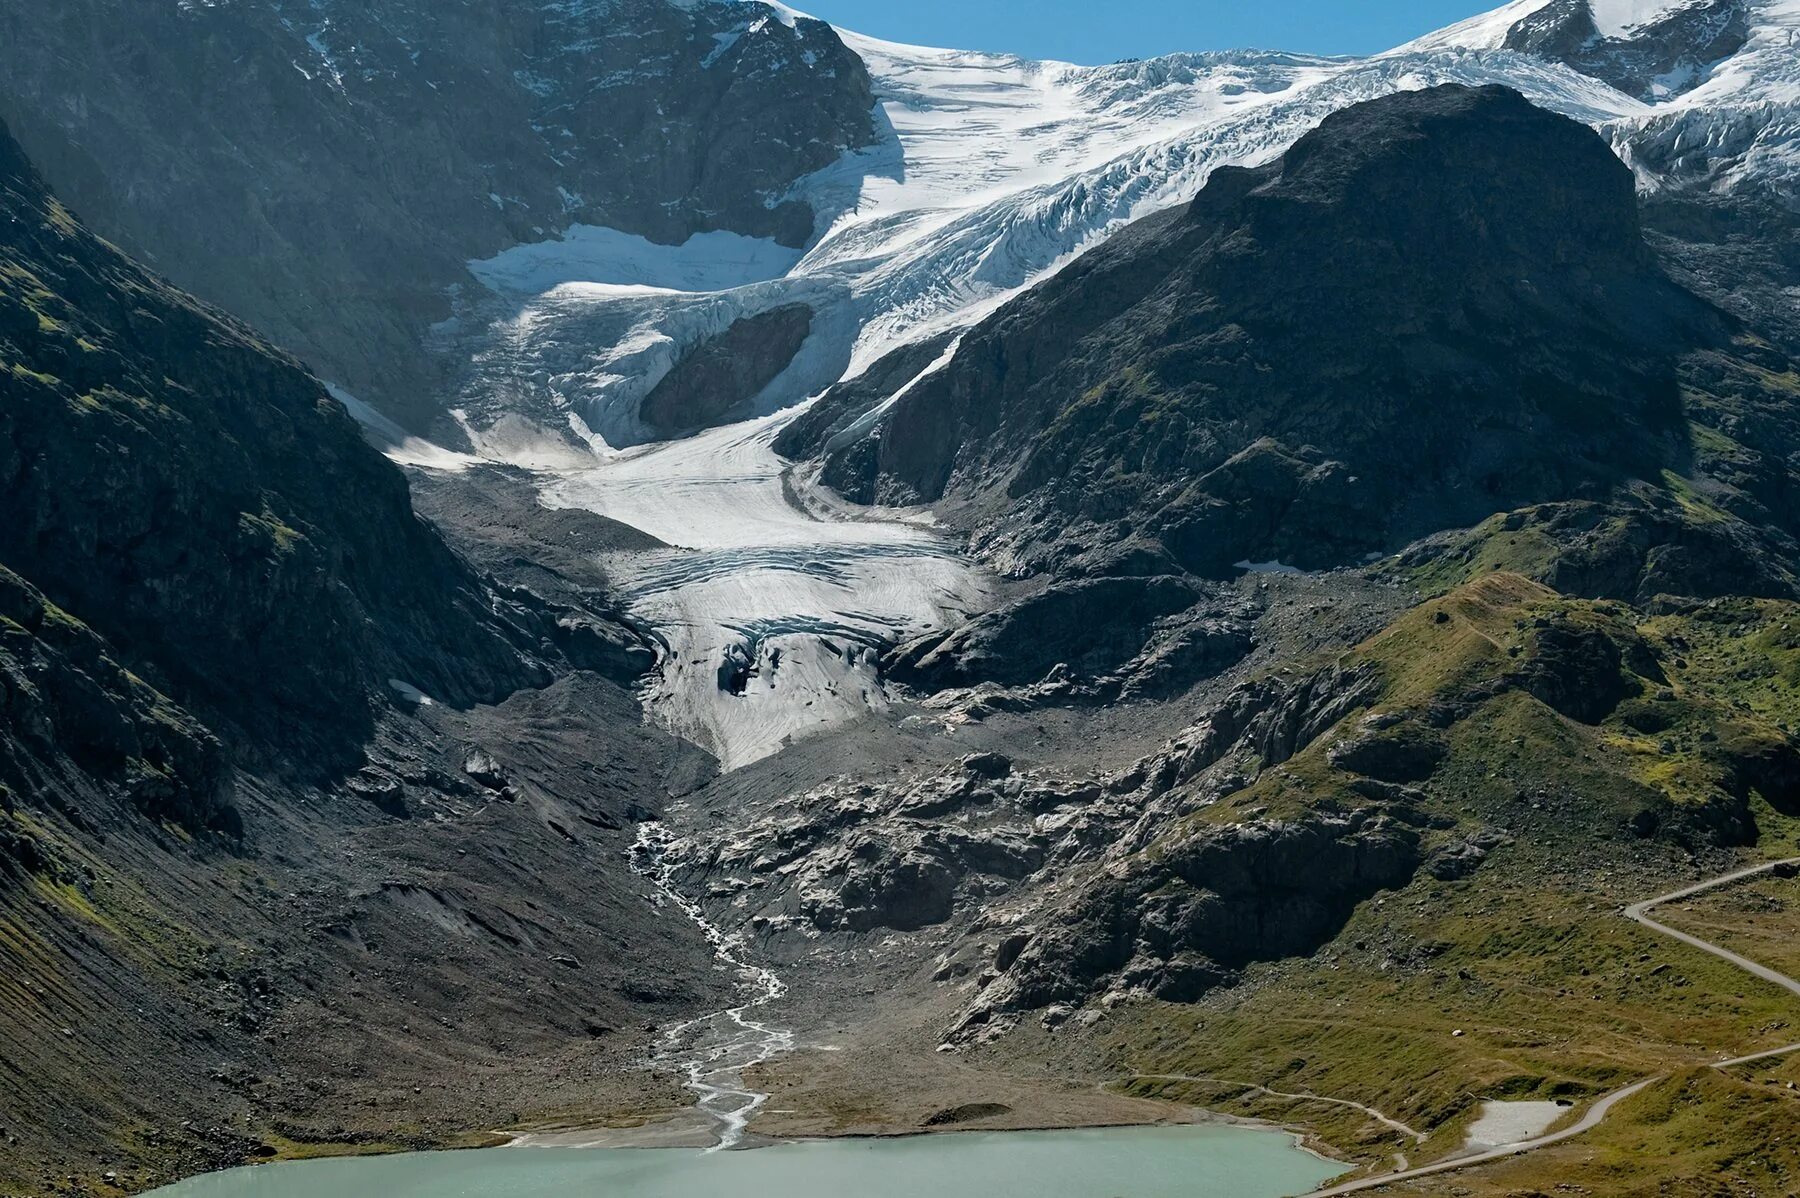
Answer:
[954,811,1422,1032]
[640,304,815,435]
[773,333,961,496]
[1504,0,1750,101]
[884,576,1256,699]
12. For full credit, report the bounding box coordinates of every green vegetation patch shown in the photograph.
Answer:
[1091,572,1800,1191]
[237,507,307,556]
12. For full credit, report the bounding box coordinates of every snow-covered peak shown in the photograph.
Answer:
[1590,0,1695,36]
[448,0,1798,457]
[1396,0,1556,50]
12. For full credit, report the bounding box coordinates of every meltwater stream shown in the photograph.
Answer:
[627,821,792,1151]
[136,825,1346,1198]
[136,834,1350,1198]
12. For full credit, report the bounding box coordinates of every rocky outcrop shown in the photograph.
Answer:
[640,304,814,434]
[1123,663,1386,801]
[774,333,960,494]
[0,120,542,758]
[1327,715,1450,783]
[953,811,1421,1033]
[811,85,1771,584]
[886,577,1252,696]
[668,650,1399,964]
[669,754,1065,938]
[0,0,878,425]
[1507,617,1657,724]
[1648,193,1800,361]
[1396,494,1800,606]
[1504,0,1750,101]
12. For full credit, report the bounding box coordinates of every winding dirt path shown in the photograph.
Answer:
[1295,856,1800,1197]
[1623,860,1800,1002]
[1124,1074,1428,1143]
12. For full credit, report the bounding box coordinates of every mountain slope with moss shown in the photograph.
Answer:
[928,572,1800,1193]
[0,120,723,1194]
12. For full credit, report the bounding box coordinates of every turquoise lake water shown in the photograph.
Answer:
[143,1123,1344,1197]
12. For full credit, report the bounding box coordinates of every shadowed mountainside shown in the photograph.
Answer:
[0,120,719,1193]
[0,0,878,426]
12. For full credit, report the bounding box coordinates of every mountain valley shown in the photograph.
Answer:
[3,1,1800,1196]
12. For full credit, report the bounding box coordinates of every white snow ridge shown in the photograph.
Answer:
[418,0,1800,769]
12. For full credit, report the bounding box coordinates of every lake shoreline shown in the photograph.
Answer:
[141,1118,1349,1198]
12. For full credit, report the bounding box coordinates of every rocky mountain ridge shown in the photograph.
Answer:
[799,85,1800,605]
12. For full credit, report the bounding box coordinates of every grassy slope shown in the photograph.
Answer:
[1659,874,1800,1004]
[1090,574,1800,1192]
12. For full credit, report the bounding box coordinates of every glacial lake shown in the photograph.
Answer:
[143,1124,1344,1197]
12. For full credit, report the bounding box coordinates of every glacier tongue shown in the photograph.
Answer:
[539,414,993,770]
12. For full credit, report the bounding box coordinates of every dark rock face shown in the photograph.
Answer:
[773,332,959,496]
[1505,0,1750,101]
[829,837,961,933]
[883,576,1261,710]
[1132,664,1386,799]
[805,823,1047,934]
[0,0,877,424]
[0,119,538,761]
[0,125,724,1191]
[0,567,231,839]
[888,577,1207,689]
[958,811,1420,1027]
[1648,194,1800,360]
[640,304,814,434]
[1327,716,1449,783]
[666,754,1061,940]
[818,85,1734,581]
[1508,619,1652,724]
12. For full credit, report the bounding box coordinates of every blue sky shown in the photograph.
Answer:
[790,1,1498,61]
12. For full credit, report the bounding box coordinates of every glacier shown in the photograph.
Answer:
[406,0,1800,768]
